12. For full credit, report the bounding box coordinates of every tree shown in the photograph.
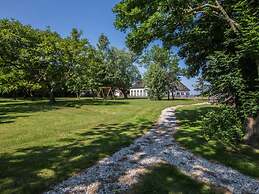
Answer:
[97,33,110,51]
[140,45,180,100]
[0,19,140,102]
[106,47,140,98]
[65,28,91,99]
[113,0,258,81]
[35,30,68,103]
[113,0,259,143]
[0,19,43,97]
[144,63,167,100]
[95,34,112,88]
[95,34,140,98]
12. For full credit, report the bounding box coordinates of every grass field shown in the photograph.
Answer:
[175,104,259,179]
[0,97,204,194]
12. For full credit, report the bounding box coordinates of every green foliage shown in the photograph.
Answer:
[0,19,139,100]
[0,19,43,95]
[206,51,259,118]
[141,45,181,99]
[113,0,259,140]
[108,47,140,97]
[202,106,244,147]
[239,91,259,118]
[95,34,140,98]
[144,63,167,100]
[64,28,92,98]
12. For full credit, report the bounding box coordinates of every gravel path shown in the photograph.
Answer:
[46,107,259,194]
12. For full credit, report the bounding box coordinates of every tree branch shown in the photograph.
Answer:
[187,4,218,14]
[214,0,240,33]
[186,1,240,33]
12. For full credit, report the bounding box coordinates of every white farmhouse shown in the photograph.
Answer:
[129,80,190,98]
[129,81,148,97]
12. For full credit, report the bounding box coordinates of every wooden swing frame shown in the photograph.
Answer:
[97,87,115,100]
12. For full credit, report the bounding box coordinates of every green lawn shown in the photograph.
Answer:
[175,104,259,179]
[128,164,220,194]
[0,97,203,194]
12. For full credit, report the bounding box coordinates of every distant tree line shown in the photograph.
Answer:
[0,19,140,102]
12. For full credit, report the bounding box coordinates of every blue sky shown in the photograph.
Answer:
[0,0,197,94]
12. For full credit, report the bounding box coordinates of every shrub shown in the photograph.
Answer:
[202,106,244,147]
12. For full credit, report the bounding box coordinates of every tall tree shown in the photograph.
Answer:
[141,45,180,99]
[144,63,167,100]
[108,47,140,98]
[36,30,68,103]
[65,28,91,99]
[96,34,112,88]
[96,34,140,97]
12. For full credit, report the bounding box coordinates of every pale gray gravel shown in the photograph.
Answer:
[46,107,259,194]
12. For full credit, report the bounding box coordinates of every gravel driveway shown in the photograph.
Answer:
[46,107,259,194]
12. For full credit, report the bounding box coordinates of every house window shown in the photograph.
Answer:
[140,90,143,96]
[134,90,136,96]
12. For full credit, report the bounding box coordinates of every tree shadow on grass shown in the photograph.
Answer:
[128,164,218,194]
[175,106,259,179]
[0,98,128,124]
[0,120,152,194]
[0,112,31,124]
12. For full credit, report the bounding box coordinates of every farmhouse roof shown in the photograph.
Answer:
[173,81,190,91]
[130,80,190,91]
[131,80,145,89]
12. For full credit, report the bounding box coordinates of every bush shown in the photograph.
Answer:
[202,106,244,147]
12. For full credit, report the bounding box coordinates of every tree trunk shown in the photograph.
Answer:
[245,58,259,146]
[91,89,96,99]
[48,86,56,104]
[244,114,259,146]
[256,58,259,82]
[215,0,240,33]
[121,89,128,99]
[14,90,17,100]
[76,90,81,100]
[167,90,170,100]
[171,89,175,100]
